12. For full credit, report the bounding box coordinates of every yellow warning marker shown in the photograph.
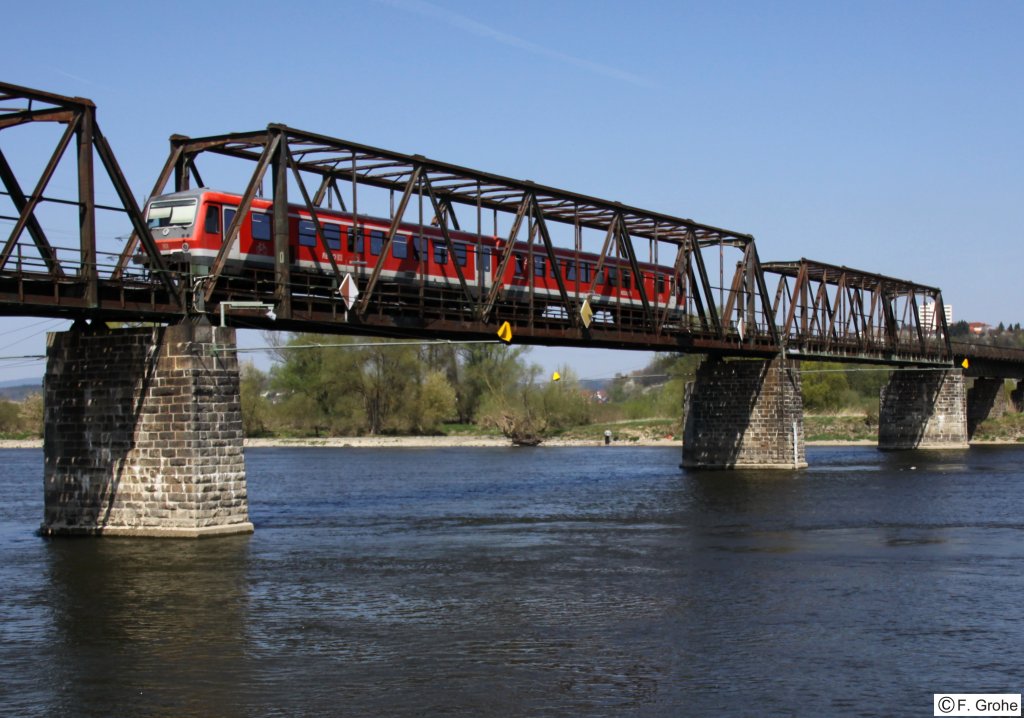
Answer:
[580,299,594,329]
[961,358,969,369]
[497,321,513,343]
[552,371,561,382]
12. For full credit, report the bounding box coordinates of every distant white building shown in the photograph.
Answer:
[921,302,953,330]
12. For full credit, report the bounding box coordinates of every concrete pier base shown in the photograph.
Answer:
[878,369,968,450]
[682,356,806,469]
[41,322,253,537]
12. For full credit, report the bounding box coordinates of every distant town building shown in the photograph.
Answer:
[921,302,953,330]
[968,322,989,336]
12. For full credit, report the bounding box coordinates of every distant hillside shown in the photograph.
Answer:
[0,379,42,401]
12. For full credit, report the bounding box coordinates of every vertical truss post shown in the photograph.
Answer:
[77,105,98,308]
[882,287,899,350]
[272,134,291,320]
[173,148,191,192]
[935,292,952,358]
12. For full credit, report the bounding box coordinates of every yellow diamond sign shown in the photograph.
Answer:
[497,321,512,343]
[580,299,594,329]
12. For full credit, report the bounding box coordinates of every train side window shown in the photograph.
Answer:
[251,212,271,242]
[453,243,467,267]
[621,270,631,290]
[579,262,590,283]
[606,267,618,286]
[324,223,341,250]
[565,261,577,281]
[298,220,317,247]
[369,230,384,256]
[347,227,364,253]
[514,253,526,277]
[204,205,220,234]
[392,235,408,259]
[534,255,546,277]
[656,275,666,294]
[223,208,237,238]
[412,236,427,260]
[434,243,448,265]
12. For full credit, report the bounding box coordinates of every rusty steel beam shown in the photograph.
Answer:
[285,144,345,287]
[530,195,578,328]
[423,175,475,311]
[762,258,949,362]
[0,81,181,308]
[173,123,753,250]
[0,142,67,276]
[481,193,530,322]
[203,134,281,304]
[358,165,423,314]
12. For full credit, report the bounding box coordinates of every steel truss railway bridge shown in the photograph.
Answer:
[2,82,1021,537]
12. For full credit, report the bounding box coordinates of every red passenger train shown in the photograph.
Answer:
[144,188,678,315]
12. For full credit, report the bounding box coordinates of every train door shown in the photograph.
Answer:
[477,245,492,293]
[222,207,242,262]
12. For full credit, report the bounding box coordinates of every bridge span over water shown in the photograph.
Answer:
[2,81,1021,537]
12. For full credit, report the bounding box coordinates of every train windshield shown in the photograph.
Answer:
[147,198,197,229]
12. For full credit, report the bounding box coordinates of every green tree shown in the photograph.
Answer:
[409,369,458,433]
[357,341,422,434]
[270,334,367,436]
[454,344,530,423]
[239,363,272,437]
[19,393,44,437]
[0,400,21,434]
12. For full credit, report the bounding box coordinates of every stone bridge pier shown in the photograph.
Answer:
[41,322,252,537]
[682,356,806,469]
[878,369,968,450]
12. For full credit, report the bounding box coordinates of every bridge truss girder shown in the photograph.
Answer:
[763,258,952,364]
[152,123,779,354]
[0,81,182,315]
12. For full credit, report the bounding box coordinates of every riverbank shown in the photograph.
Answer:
[2,437,1017,450]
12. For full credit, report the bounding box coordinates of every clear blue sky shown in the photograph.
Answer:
[1,0,1021,383]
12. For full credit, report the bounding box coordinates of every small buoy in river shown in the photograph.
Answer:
[604,430,612,446]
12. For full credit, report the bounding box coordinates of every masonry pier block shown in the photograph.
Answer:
[682,356,806,469]
[878,369,968,450]
[42,323,253,537]
[966,377,1008,439]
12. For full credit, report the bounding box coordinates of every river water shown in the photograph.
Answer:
[0,445,1021,717]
